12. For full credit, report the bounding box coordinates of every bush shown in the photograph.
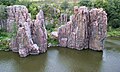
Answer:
[78,0,93,7]
[107,28,120,37]
[28,3,39,19]
[16,0,32,8]
[0,5,7,19]
[40,3,61,29]
[0,29,10,50]
[46,23,55,32]
[0,0,18,6]
[60,1,69,10]
[40,3,51,18]
[78,0,120,29]
[16,1,38,19]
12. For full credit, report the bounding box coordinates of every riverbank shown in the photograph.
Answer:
[107,28,120,37]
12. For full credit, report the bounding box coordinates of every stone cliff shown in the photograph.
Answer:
[58,6,107,51]
[7,5,47,57]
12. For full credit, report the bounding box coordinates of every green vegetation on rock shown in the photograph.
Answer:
[0,29,10,51]
[0,5,7,19]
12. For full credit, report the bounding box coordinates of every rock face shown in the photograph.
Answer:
[58,6,107,51]
[6,5,29,32]
[32,10,47,53]
[89,8,107,50]
[7,5,47,57]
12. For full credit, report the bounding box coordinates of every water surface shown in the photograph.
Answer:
[0,37,120,72]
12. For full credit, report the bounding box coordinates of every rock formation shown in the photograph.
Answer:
[7,5,47,57]
[58,6,107,51]
[89,8,107,50]
[5,5,107,57]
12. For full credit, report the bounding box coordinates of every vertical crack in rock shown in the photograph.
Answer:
[58,6,107,51]
[7,5,47,57]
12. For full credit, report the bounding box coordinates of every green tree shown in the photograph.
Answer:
[60,1,69,10]
[78,0,93,7]
[0,0,18,6]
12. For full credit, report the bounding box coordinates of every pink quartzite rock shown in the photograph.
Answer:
[58,6,89,50]
[32,10,47,53]
[7,5,47,57]
[58,6,107,51]
[6,5,29,32]
[89,8,107,50]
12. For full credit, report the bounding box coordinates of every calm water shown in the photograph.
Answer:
[0,37,120,72]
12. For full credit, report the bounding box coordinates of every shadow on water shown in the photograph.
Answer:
[0,37,120,72]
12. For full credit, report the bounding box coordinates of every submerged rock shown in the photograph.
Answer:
[7,5,47,57]
[58,6,107,51]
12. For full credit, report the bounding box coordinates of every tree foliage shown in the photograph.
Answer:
[0,5,7,19]
[78,0,120,28]
[0,0,18,6]
[60,1,69,10]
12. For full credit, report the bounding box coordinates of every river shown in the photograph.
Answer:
[0,37,120,72]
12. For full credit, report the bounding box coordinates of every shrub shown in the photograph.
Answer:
[46,23,55,32]
[0,0,18,6]
[60,1,69,10]
[78,0,93,7]
[28,3,39,19]
[0,5,7,19]
[0,29,10,50]
[16,1,38,19]
[16,0,32,8]
[78,0,120,29]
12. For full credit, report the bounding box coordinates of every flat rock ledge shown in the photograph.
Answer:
[58,6,107,51]
[7,5,47,57]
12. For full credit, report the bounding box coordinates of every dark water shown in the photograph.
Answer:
[0,37,120,72]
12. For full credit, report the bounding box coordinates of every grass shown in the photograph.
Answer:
[107,28,120,37]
